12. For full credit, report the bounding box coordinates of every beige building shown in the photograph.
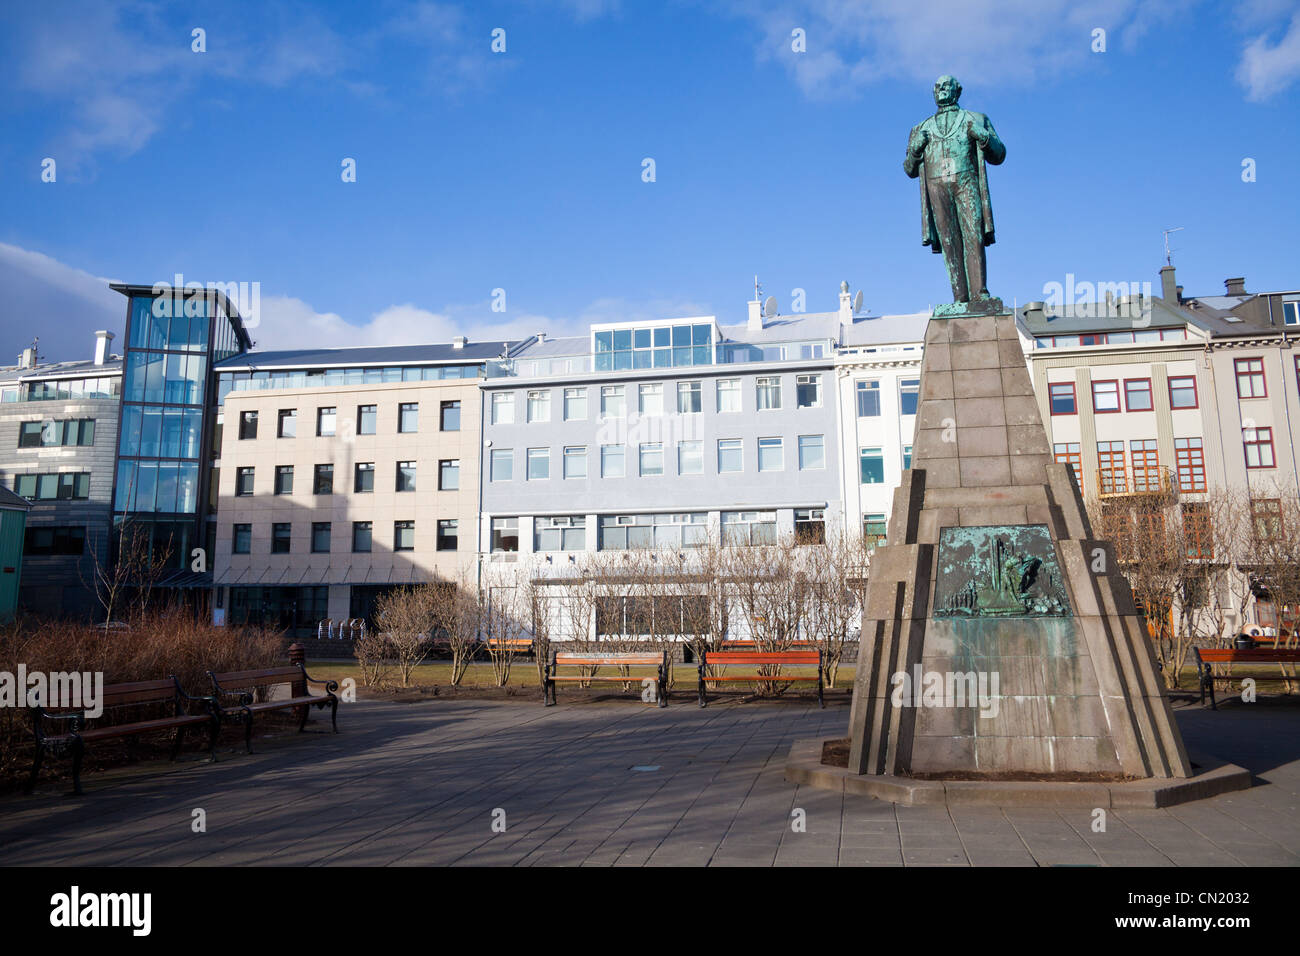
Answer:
[211,342,512,633]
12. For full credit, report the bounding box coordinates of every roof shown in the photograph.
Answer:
[718,311,843,344]
[0,357,123,385]
[839,312,929,347]
[0,487,32,511]
[214,340,520,370]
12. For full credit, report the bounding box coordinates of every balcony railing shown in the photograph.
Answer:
[1097,464,1179,499]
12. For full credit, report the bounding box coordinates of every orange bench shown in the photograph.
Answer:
[543,651,668,707]
[1193,646,1300,709]
[697,649,824,708]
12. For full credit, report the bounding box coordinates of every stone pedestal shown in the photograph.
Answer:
[846,310,1192,781]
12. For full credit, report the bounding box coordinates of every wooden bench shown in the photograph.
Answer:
[485,637,534,657]
[1193,646,1300,709]
[718,640,820,650]
[209,664,339,752]
[26,676,217,796]
[697,649,824,709]
[543,651,669,707]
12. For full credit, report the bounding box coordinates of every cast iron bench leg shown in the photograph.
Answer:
[170,725,186,761]
[25,745,44,794]
[69,735,85,796]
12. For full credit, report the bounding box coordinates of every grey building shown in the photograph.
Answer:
[0,331,122,618]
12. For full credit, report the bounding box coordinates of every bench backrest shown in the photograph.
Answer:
[719,640,818,649]
[210,666,301,691]
[704,650,821,666]
[486,638,533,647]
[553,652,665,668]
[100,678,182,708]
[1197,648,1300,664]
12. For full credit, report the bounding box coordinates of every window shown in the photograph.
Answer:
[797,374,822,408]
[1130,439,1159,492]
[1244,427,1275,468]
[717,379,741,413]
[311,522,331,554]
[856,380,881,417]
[903,445,913,470]
[18,419,95,447]
[721,511,778,547]
[1168,376,1198,409]
[1252,498,1282,545]
[274,465,294,495]
[1235,358,1266,398]
[357,405,377,435]
[398,402,419,433]
[598,513,707,550]
[355,462,374,492]
[639,443,663,476]
[793,508,826,545]
[758,437,783,472]
[1285,301,1299,326]
[492,392,515,424]
[899,378,920,416]
[317,407,336,436]
[756,376,781,410]
[563,446,587,479]
[437,519,458,552]
[1174,438,1206,492]
[394,521,415,552]
[232,524,251,554]
[491,449,513,481]
[525,448,549,480]
[639,383,663,416]
[440,400,460,431]
[600,385,625,419]
[860,447,884,484]
[601,444,625,478]
[23,526,85,556]
[676,440,703,475]
[352,521,372,553]
[313,464,333,495]
[235,467,255,496]
[278,409,297,438]
[1054,443,1082,487]
[15,472,90,501]
[677,381,702,414]
[439,459,460,490]
[396,461,417,492]
[527,390,551,423]
[1124,379,1153,412]
[1183,503,1212,559]
[1097,441,1127,493]
[718,439,743,473]
[491,517,519,552]
[594,323,712,371]
[563,388,587,421]
[1047,382,1077,415]
[798,435,825,471]
[863,514,887,549]
[1092,380,1120,413]
[239,410,258,440]
[271,523,292,554]
[535,516,586,552]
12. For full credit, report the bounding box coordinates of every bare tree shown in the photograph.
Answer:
[373,581,443,687]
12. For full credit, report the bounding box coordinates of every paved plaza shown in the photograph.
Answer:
[1,695,1298,866]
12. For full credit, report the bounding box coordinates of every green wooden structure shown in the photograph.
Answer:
[0,487,31,624]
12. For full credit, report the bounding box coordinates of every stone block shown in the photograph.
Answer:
[924,343,951,371]
[957,504,1028,526]
[1010,453,1050,485]
[954,396,1008,428]
[916,399,955,430]
[957,425,1008,458]
[921,371,955,401]
[958,455,1012,487]
[922,457,960,488]
[947,316,998,343]
[1000,367,1036,396]
[950,340,1000,370]
[1006,425,1051,456]
[914,426,958,459]
[916,506,959,544]
[1002,394,1043,426]
[952,368,1003,398]
[997,338,1028,369]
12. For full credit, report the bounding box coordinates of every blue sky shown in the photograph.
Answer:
[2,0,1298,362]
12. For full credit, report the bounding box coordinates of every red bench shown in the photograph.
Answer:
[1193,646,1300,709]
[697,649,824,708]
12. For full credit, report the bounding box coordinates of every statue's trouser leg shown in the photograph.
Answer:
[926,179,968,302]
[954,176,988,297]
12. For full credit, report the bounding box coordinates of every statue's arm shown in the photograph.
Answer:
[903,124,925,179]
[974,113,1006,166]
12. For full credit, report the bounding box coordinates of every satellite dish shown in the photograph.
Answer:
[763,296,777,317]
[853,290,864,313]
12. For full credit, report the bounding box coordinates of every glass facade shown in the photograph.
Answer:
[216,364,483,404]
[593,323,713,371]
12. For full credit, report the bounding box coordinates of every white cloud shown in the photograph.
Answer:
[0,243,123,363]
[1236,11,1300,100]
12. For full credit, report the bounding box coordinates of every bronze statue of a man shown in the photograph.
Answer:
[904,75,1006,306]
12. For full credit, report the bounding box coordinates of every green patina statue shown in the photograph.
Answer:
[904,75,1006,309]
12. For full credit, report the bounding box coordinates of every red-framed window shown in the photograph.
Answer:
[1130,439,1160,492]
[1098,440,1127,493]
[1174,437,1206,492]
[1252,498,1282,545]
[1183,502,1212,559]
[1048,382,1077,415]
[1235,357,1267,398]
[1244,426,1276,468]
[1080,333,1107,347]
[1124,378,1153,412]
[1168,375,1198,409]
[1092,380,1120,413]
[1053,442,1082,486]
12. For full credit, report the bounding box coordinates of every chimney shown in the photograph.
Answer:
[1022,301,1046,324]
[94,330,114,365]
[1225,277,1247,296]
[451,335,467,350]
[1159,265,1178,303]
[838,281,853,325]
[535,332,546,344]
[747,297,763,332]
[18,348,35,369]
[1176,285,1183,302]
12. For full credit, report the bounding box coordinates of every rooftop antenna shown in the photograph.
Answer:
[763,296,778,318]
[1162,227,1184,266]
[853,289,864,314]
[753,275,763,304]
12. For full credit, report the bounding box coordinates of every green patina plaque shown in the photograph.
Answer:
[934,524,1070,618]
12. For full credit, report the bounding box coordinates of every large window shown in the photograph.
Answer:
[798,435,825,471]
[1053,442,1082,487]
[394,521,415,552]
[563,388,587,421]
[399,402,419,433]
[1168,376,1198,409]
[677,381,702,414]
[899,378,920,416]
[535,516,586,551]
[1097,441,1126,493]
[601,445,625,478]
[239,411,258,440]
[439,459,460,490]
[232,524,251,554]
[1174,438,1206,492]
[24,526,86,556]
[600,385,625,419]
[352,521,372,553]
[594,323,712,371]
[796,374,822,409]
[1244,427,1275,468]
[756,376,781,410]
[14,472,90,501]
[311,522,331,553]
[235,467,255,496]
[396,461,417,492]
[1252,498,1282,545]
[859,447,884,484]
[599,513,707,550]
[313,464,333,495]
[639,443,663,476]
[563,446,587,479]
[492,392,514,424]
[354,462,374,492]
[856,380,881,417]
[718,439,743,473]
[527,448,550,480]
[1092,380,1120,413]
[721,511,777,547]
[717,379,741,413]
[758,437,783,472]
[437,519,458,552]
[357,405,377,435]
[278,408,297,438]
[490,449,513,481]
[317,406,336,436]
[274,465,294,495]
[18,419,95,448]
[1048,382,1076,415]
[440,400,460,431]
[863,514,887,549]
[1124,379,1153,412]
[1130,439,1159,492]
[527,390,551,423]
[678,440,703,475]
[1183,503,1212,559]
[795,508,825,544]
[1235,358,1266,399]
[491,517,519,552]
[638,383,663,416]
[271,523,292,554]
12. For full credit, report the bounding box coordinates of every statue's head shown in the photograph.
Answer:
[933,75,961,107]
